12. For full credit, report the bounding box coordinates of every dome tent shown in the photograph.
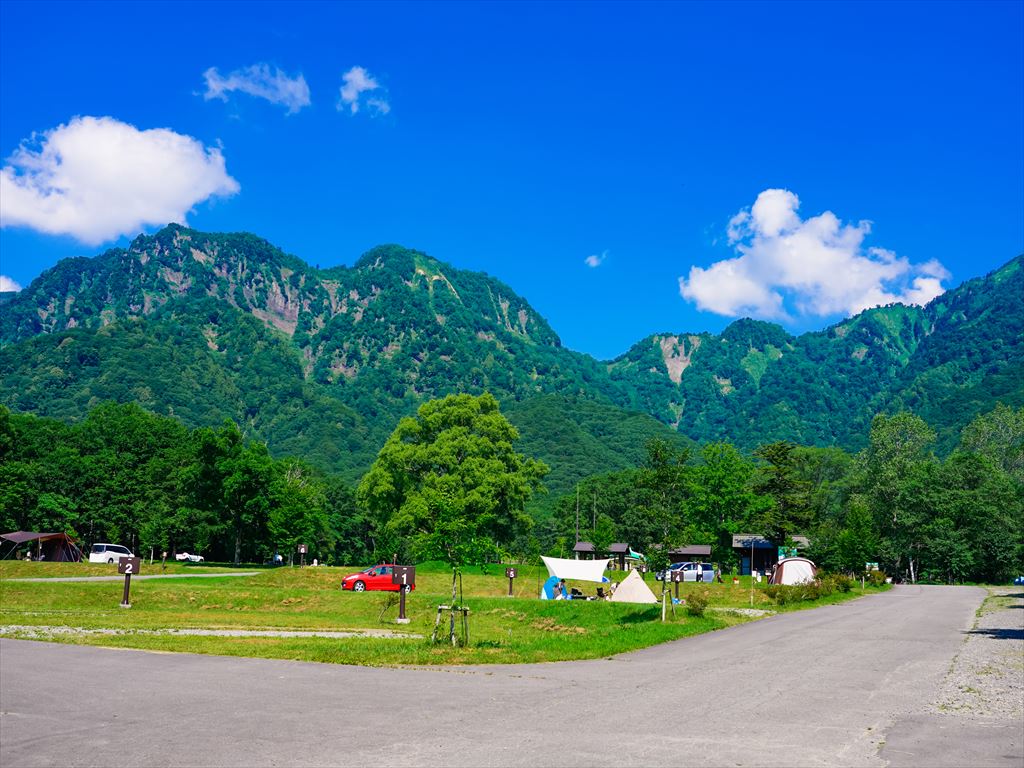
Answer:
[770,557,816,585]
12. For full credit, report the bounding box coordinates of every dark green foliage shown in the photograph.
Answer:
[0,404,362,565]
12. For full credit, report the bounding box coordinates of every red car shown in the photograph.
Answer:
[340,564,415,593]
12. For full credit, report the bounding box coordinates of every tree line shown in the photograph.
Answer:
[1,398,1021,583]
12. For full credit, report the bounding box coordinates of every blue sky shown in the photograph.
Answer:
[1,1,1021,359]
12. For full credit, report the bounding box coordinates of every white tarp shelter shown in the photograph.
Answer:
[771,557,817,585]
[609,569,658,604]
[541,556,610,583]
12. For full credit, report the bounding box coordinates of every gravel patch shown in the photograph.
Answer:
[709,606,776,617]
[929,588,1024,721]
[0,624,422,640]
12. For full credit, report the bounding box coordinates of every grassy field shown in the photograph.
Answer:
[0,560,888,666]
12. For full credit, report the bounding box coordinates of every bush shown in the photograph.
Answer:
[763,581,823,605]
[686,590,709,617]
[817,574,853,595]
[867,570,887,587]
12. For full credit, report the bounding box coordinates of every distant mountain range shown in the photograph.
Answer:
[2,224,1021,499]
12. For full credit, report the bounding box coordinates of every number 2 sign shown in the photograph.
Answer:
[118,557,141,608]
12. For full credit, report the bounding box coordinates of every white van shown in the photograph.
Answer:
[89,543,133,564]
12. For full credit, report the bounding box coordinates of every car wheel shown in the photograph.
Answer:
[107,558,114,564]
[353,581,366,592]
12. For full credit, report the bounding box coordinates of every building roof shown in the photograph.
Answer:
[732,534,773,549]
[572,541,596,553]
[669,545,712,557]
[607,543,630,554]
[732,534,811,549]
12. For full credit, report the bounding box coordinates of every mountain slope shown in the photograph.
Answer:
[2,225,1020,483]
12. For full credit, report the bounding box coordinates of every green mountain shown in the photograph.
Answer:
[2,224,1020,486]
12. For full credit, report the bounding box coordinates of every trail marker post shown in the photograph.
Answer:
[298,543,307,567]
[118,557,140,608]
[505,567,517,597]
[392,565,415,624]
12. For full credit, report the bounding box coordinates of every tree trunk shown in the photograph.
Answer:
[234,529,242,566]
[909,557,916,584]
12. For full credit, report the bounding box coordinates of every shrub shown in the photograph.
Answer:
[868,570,888,587]
[686,590,709,617]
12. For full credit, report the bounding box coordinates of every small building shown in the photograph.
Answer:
[607,542,630,570]
[732,534,810,575]
[668,544,712,564]
[572,541,596,560]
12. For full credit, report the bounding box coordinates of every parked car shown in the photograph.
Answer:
[89,543,134,564]
[655,561,715,582]
[175,552,205,562]
[340,564,415,593]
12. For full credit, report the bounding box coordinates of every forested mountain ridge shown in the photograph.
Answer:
[1,225,1020,484]
[609,256,1023,451]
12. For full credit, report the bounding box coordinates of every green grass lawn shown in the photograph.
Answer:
[0,561,888,666]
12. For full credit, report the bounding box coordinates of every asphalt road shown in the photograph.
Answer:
[1,585,1018,768]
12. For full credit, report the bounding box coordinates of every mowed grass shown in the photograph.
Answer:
[0,561,887,666]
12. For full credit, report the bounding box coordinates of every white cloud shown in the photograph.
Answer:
[680,189,949,320]
[585,250,608,268]
[0,275,22,292]
[202,64,311,114]
[338,66,390,115]
[0,116,240,245]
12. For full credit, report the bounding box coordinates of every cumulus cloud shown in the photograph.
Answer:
[0,275,22,292]
[0,116,240,245]
[202,64,311,114]
[338,66,390,115]
[585,250,608,268]
[680,189,950,320]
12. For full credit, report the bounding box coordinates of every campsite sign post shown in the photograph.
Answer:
[671,568,683,599]
[298,543,307,568]
[392,565,415,623]
[118,556,140,608]
[505,567,517,597]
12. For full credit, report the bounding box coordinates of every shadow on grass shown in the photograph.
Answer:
[966,627,1024,640]
[617,607,661,625]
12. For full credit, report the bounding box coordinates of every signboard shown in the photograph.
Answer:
[117,557,141,575]
[392,565,416,588]
[865,562,879,572]
[505,567,518,579]
[392,566,415,624]
[670,570,684,583]
[297,544,308,554]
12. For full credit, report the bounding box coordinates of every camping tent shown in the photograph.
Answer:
[0,531,83,562]
[539,556,611,599]
[609,569,658,604]
[770,557,816,585]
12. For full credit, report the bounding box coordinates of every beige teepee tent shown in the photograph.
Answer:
[610,569,658,604]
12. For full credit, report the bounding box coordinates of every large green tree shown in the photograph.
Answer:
[358,392,548,568]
